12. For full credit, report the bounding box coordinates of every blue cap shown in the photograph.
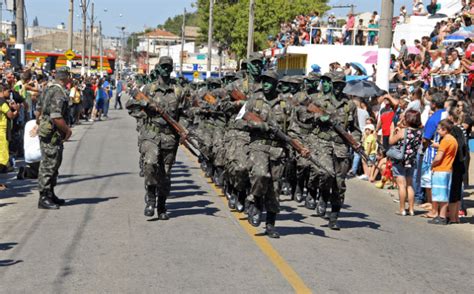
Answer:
[311,64,321,73]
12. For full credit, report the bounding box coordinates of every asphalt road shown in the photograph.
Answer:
[1,109,473,294]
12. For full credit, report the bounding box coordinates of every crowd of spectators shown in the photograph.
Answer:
[269,10,381,48]
[0,47,122,190]
[269,1,474,49]
[345,3,474,224]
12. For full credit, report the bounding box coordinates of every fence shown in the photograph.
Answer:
[308,27,380,46]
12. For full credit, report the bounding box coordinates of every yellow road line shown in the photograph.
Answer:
[182,148,313,294]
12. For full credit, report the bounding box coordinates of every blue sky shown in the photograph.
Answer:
[9,0,413,37]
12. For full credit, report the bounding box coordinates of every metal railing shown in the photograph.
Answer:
[308,26,380,46]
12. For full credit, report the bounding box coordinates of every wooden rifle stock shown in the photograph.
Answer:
[307,102,369,162]
[133,90,208,161]
[230,89,248,101]
[243,111,335,177]
[204,93,217,105]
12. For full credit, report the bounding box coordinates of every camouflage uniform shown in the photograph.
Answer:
[37,80,70,206]
[311,73,360,229]
[131,57,184,218]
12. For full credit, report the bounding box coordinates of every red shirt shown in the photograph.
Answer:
[380,111,395,136]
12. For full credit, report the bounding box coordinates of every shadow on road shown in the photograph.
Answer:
[63,197,118,206]
[0,259,23,267]
[0,242,23,267]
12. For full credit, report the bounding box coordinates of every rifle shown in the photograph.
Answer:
[132,90,208,161]
[307,103,369,162]
[230,89,248,101]
[243,111,336,177]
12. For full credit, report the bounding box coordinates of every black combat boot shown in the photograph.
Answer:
[305,194,317,210]
[235,190,246,213]
[51,188,66,205]
[228,191,236,210]
[205,162,214,178]
[294,184,304,203]
[247,198,262,227]
[265,212,280,238]
[144,186,157,217]
[316,200,327,217]
[38,191,60,210]
[157,194,169,220]
[328,212,340,230]
[213,168,223,187]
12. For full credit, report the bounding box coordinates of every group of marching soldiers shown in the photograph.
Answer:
[125,53,362,238]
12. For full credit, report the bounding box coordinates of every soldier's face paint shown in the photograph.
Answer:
[263,80,276,95]
[157,64,173,78]
[322,79,333,94]
[247,61,263,77]
[289,84,300,95]
[277,82,291,94]
[305,79,320,92]
[333,82,345,98]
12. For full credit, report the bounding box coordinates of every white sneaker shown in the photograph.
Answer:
[88,119,94,122]
[357,175,369,181]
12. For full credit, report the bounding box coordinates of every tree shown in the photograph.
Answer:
[196,0,330,59]
[33,16,39,27]
[157,11,200,36]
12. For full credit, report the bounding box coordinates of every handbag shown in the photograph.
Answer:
[386,129,408,161]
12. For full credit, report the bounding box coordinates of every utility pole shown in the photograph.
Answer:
[0,2,3,42]
[67,0,74,50]
[15,0,25,66]
[180,8,186,77]
[80,0,87,76]
[206,0,213,78]
[88,2,94,75]
[147,34,150,74]
[247,0,255,58]
[375,0,394,91]
[99,20,103,77]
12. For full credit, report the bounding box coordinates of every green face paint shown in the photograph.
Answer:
[157,64,173,78]
[247,61,263,77]
[322,79,333,94]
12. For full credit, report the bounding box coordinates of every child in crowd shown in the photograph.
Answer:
[429,119,458,225]
[359,124,377,181]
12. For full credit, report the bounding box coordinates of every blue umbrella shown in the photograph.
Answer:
[350,62,367,75]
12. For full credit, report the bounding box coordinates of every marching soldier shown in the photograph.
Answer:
[312,72,360,230]
[223,53,264,212]
[134,56,184,220]
[37,67,72,209]
[242,70,282,238]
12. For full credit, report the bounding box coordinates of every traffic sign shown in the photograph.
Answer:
[65,49,76,60]
[193,71,200,79]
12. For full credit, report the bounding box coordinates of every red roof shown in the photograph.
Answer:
[144,29,179,38]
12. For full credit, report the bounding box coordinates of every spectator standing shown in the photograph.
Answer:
[421,94,447,217]
[82,82,95,121]
[358,124,377,181]
[368,20,378,46]
[428,119,458,225]
[93,80,107,121]
[114,76,124,110]
[446,111,467,224]
[390,110,423,216]
[399,6,408,24]
[0,83,19,172]
[69,81,82,125]
[327,13,337,45]
[376,98,395,151]
[355,19,365,46]
[344,13,355,45]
